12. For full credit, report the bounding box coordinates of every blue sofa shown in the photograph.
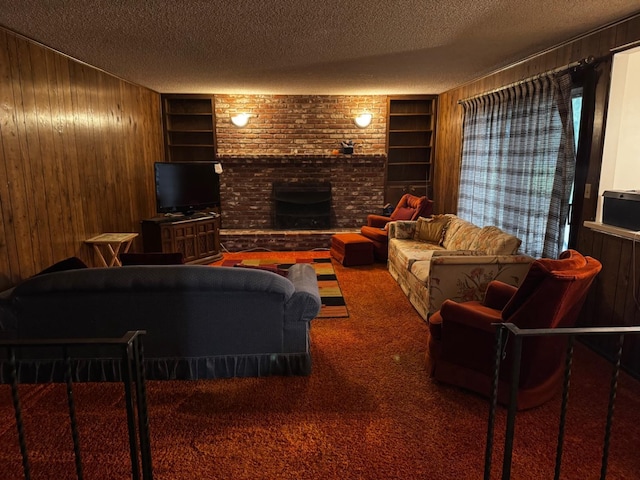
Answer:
[0,263,321,382]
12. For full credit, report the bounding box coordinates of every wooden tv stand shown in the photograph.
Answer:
[141,213,222,264]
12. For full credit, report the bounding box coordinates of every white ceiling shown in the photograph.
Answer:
[1,0,639,95]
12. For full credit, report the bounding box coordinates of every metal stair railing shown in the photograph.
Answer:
[0,330,153,480]
[484,324,640,480]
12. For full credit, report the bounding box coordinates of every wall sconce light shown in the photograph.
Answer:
[231,113,251,128]
[354,113,372,128]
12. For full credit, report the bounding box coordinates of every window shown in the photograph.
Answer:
[458,73,576,258]
[562,87,584,251]
[598,45,640,220]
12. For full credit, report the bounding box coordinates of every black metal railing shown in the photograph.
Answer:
[0,330,153,480]
[484,324,640,480]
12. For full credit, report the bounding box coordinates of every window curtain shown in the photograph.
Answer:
[458,73,576,259]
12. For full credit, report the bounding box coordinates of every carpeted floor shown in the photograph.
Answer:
[1,251,639,479]
[216,255,348,318]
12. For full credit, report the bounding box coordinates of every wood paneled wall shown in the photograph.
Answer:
[0,28,163,284]
[434,14,640,216]
[577,229,640,373]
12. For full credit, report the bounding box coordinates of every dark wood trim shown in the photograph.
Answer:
[567,65,599,248]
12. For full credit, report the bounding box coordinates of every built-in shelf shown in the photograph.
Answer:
[584,221,640,241]
[161,94,217,162]
[385,95,437,205]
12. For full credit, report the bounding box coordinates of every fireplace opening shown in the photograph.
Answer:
[273,182,331,229]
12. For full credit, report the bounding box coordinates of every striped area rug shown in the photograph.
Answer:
[219,257,348,318]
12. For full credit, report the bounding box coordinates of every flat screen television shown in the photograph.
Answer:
[154,161,221,215]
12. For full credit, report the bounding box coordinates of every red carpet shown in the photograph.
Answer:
[1,251,639,479]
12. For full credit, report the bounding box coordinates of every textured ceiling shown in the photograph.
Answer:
[1,0,639,94]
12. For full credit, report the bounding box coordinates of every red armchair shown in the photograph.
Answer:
[426,249,602,410]
[360,193,433,261]
[119,252,184,265]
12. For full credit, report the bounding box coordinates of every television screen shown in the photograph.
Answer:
[154,162,221,214]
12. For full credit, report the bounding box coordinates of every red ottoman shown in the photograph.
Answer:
[330,233,375,266]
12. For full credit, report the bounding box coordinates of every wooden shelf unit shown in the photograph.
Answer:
[162,94,217,162]
[385,95,437,206]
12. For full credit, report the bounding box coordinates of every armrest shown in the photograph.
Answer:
[429,298,498,341]
[440,299,502,333]
[437,299,503,372]
[483,280,517,310]
[387,221,417,239]
[285,264,322,322]
[426,254,534,319]
[367,214,392,228]
[431,254,535,266]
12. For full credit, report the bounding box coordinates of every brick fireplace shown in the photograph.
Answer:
[273,182,332,229]
[211,94,388,251]
[217,154,386,250]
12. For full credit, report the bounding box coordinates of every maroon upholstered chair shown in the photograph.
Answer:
[426,249,602,410]
[360,193,433,261]
[119,252,184,265]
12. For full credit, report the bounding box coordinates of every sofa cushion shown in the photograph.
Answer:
[410,259,434,285]
[388,239,445,271]
[472,226,521,255]
[409,251,484,284]
[414,215,451,245]
[392,206,416,221]
[442,217,481,250]
[386,220,417,238]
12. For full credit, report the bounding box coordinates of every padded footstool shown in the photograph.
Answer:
[330,233,375,266]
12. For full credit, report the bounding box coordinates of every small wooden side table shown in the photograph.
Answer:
[85,233,139,267]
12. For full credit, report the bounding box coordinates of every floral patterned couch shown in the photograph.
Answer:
[387,215,535,321]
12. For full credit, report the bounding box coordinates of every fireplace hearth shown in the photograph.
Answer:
[273,182,331,229]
